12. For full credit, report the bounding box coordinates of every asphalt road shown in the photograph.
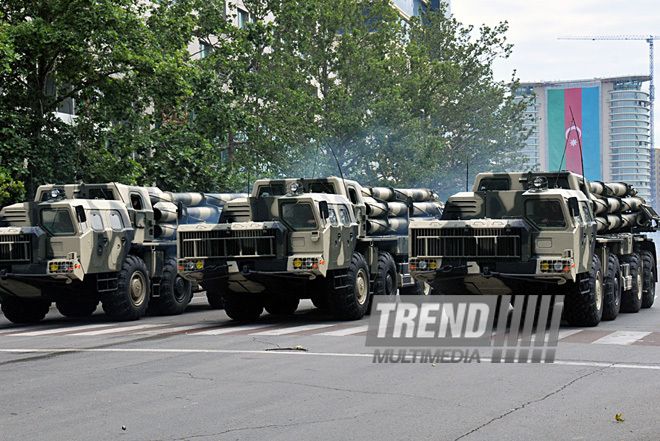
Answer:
[1,294,660,441]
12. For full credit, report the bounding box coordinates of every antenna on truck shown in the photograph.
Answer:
[465,154,469,192]
[325,139,347,193]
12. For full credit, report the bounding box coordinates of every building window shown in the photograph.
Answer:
[238,8,251,28]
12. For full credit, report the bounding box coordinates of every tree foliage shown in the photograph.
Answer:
[0,0,528,201]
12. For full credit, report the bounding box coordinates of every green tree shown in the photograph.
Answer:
[0,166,24,206]
[0,0,202,194]
[387,8,528,199]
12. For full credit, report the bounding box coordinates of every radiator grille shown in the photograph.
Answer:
[0,234,32,263]
[411,227,522,260]
[180,229,277,259]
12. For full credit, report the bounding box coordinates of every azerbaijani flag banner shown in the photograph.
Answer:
[547,87,600,181]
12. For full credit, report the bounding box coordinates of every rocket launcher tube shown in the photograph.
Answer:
[204,193,248,206]
[363,197,389,218]
[153,202,178,222]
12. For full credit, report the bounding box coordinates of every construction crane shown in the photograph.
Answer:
[558,35,660,149]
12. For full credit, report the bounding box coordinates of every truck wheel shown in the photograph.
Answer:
[149,258,192,316]
[641,250,655,308]
[101,255,150,321]
[56,294,99,318]
[373,252,397,299]
[309,278,330,309]
[264,292,300,316]
[564,255,603,327]
[329,252,370,320]
[621,253,642,313]
[602,254,621,321]
[0,296,51,324]
[203,283,225,310]
[223,290,263,321]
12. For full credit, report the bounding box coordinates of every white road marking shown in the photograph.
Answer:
[192,324,276,335]
[8,324,115,337]
[317,325,370,336]
[556,329,584,340]
[2,348,660,371]
[69,324,164,336]
[143,325,219,334]
[251,324,336,335]
[592,331,653,345]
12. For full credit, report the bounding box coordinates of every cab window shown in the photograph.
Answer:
[88,188,115,200]
[580,202,594,223]
[478,178,510,191]
[338,206,351,226]
[90,211,104,231]
[525,200,566,228]
[327,208,339,226]
[258,184,285,196]
[130,194,143,210]
[108,211,124,231]
[348,188,359,204]
[40,208,75,235]
[281,202,318,230]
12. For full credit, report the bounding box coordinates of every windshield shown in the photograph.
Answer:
[281,202,318,230]
[41,208,76,235]
[525,200,566,228]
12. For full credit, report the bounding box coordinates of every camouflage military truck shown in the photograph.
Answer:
[0,183,243,324]
[177,177,443,321]
[409,171,659,327]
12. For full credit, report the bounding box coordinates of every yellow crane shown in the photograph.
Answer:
[558,35,660,148]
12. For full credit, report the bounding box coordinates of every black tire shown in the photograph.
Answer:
[0,296,51,324]
[621,253,642,313]
[203,283,225,310]
[306,277,330,309]
[149,258,192,316]
[56,294,99,318]
[264,291,300,316]
[372,252,397,299]
[399,280,433,296]
[101,255,150,321]
[328,252,370,320]
[602,254,621,321]
[641,250,655,308]
[564,255,603,327]
[223,290,263,321]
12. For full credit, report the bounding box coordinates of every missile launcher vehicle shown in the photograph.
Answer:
[408,171,659,327]
[0,183,244,323]
[177,177,443,321]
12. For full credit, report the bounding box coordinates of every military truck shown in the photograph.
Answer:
[177,177,443,321]
[0,183,243,323]
[408,171,659,327]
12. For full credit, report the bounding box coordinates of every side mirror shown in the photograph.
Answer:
[177,201,184,220]
[74,206,87,223]
[319,201,329,220]
[568,197,579,217]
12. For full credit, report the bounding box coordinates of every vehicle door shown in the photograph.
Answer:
[332,204,357,268]
[89,210,112,272]
[578,200,596,272]
[106,209,129,271]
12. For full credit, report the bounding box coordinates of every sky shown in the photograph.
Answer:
[451,0,659,85]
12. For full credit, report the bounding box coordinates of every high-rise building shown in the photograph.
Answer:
[516,76,653,203]
[391,0,450,18]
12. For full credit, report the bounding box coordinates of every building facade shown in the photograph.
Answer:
[516,76,653,203]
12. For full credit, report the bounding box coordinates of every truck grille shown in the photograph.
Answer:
[0,234,32,263]
[180,229,277,259]
[411,228,522,260]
